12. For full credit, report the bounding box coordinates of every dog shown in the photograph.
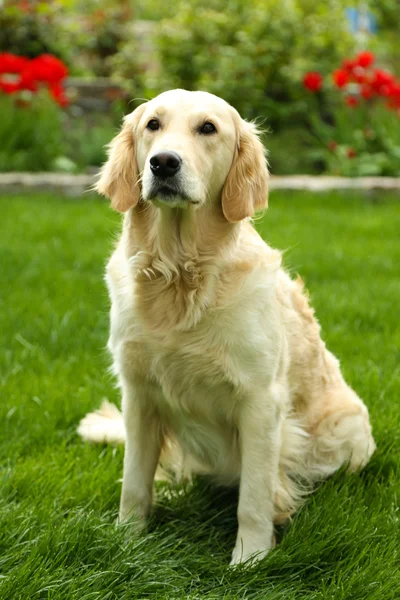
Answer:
[78,89,375,565]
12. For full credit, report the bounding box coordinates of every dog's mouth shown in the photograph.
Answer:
[146,181,197,205]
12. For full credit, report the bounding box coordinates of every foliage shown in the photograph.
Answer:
[0,91,65,171]
[0,91,121,172]
[79,6,130,77]
[368,0,400,69]
[63,114,122,170]
[1,1,399,175]
[0,1,130,77]
[113,0,356,129]
[311,104,400,177]
[110,0,400,176]
[0,1,73,62]
[303,51,400,176]
[1,192,400,599]
[266,127,322,175]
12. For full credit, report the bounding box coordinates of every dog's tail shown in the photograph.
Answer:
[77,399,126,444]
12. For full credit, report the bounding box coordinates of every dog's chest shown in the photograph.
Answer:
[113,275,279,413]
[121,303,267,404]
[127,312,259,408]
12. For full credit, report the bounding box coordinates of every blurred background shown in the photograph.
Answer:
[1,5,400,596]
[0,0,399,177]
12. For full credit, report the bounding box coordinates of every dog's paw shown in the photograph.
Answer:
[229,533,276,566]
[230,546,269,566]
[117,512,147,540]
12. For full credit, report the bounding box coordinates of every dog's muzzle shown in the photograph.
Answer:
[147,151,193,204]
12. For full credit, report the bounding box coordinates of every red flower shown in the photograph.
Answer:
[356,51,375,69]
[388,81,400,96]
[19,68,37,92]
[332,69,349,88]
[0,81,20,94]
[342,58,356,74]
[49,82,70,107]
[0,52,71,106]
[371,69,394,94]
[328,141,338,151]
[347,148,357,159]
[387,82,400,108]
[303,71,323,92]
[379,84,391,97]
[345,96,359,107]
[30,54,68,84]
[360,84,374,100]
[0,53,28,75]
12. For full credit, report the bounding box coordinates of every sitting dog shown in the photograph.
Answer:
[78,89,375,565]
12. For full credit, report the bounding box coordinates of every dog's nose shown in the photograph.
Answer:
[150,151,182,178]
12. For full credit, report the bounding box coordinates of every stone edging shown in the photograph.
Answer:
[0,173,94,196]
[0,173,399,196]
[268,175,400,191]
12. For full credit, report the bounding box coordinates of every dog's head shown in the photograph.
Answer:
[96,89,269,222]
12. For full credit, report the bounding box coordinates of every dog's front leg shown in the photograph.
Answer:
[119,380,163,527]
[231,383,283,565]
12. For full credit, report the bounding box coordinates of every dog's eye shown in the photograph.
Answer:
[147,119,160,131]
[199,122,217,135]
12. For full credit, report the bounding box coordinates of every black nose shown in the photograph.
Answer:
[150,151,182,178]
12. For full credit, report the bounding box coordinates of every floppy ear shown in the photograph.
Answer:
[95,105,144,212]
[222,119,269,223]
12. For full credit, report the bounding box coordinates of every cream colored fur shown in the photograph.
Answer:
[78,89,375,565]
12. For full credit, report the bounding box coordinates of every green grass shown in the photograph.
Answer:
[0,191,399,599]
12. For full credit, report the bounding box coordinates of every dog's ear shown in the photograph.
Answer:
[222,119,269,223]
[95,104,145,212]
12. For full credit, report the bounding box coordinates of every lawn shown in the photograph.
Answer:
[0,191,399,600]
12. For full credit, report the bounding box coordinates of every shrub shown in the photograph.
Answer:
[0,91,66,172]
[113,0,355,130]
[0,2,71,62]
[80,6,131,77]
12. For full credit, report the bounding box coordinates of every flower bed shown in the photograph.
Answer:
[0,52,70,171]
[302,51,400,176]
[1,46,399,177]
[0,52,123,173]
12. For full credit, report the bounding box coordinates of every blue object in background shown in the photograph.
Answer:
[346,6,378,35]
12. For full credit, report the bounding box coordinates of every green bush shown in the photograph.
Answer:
[113,0,356,130]
[0,91,66,172]
[0,4,71,63]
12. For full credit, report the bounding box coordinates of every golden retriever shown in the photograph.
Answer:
[78,89,375,565]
